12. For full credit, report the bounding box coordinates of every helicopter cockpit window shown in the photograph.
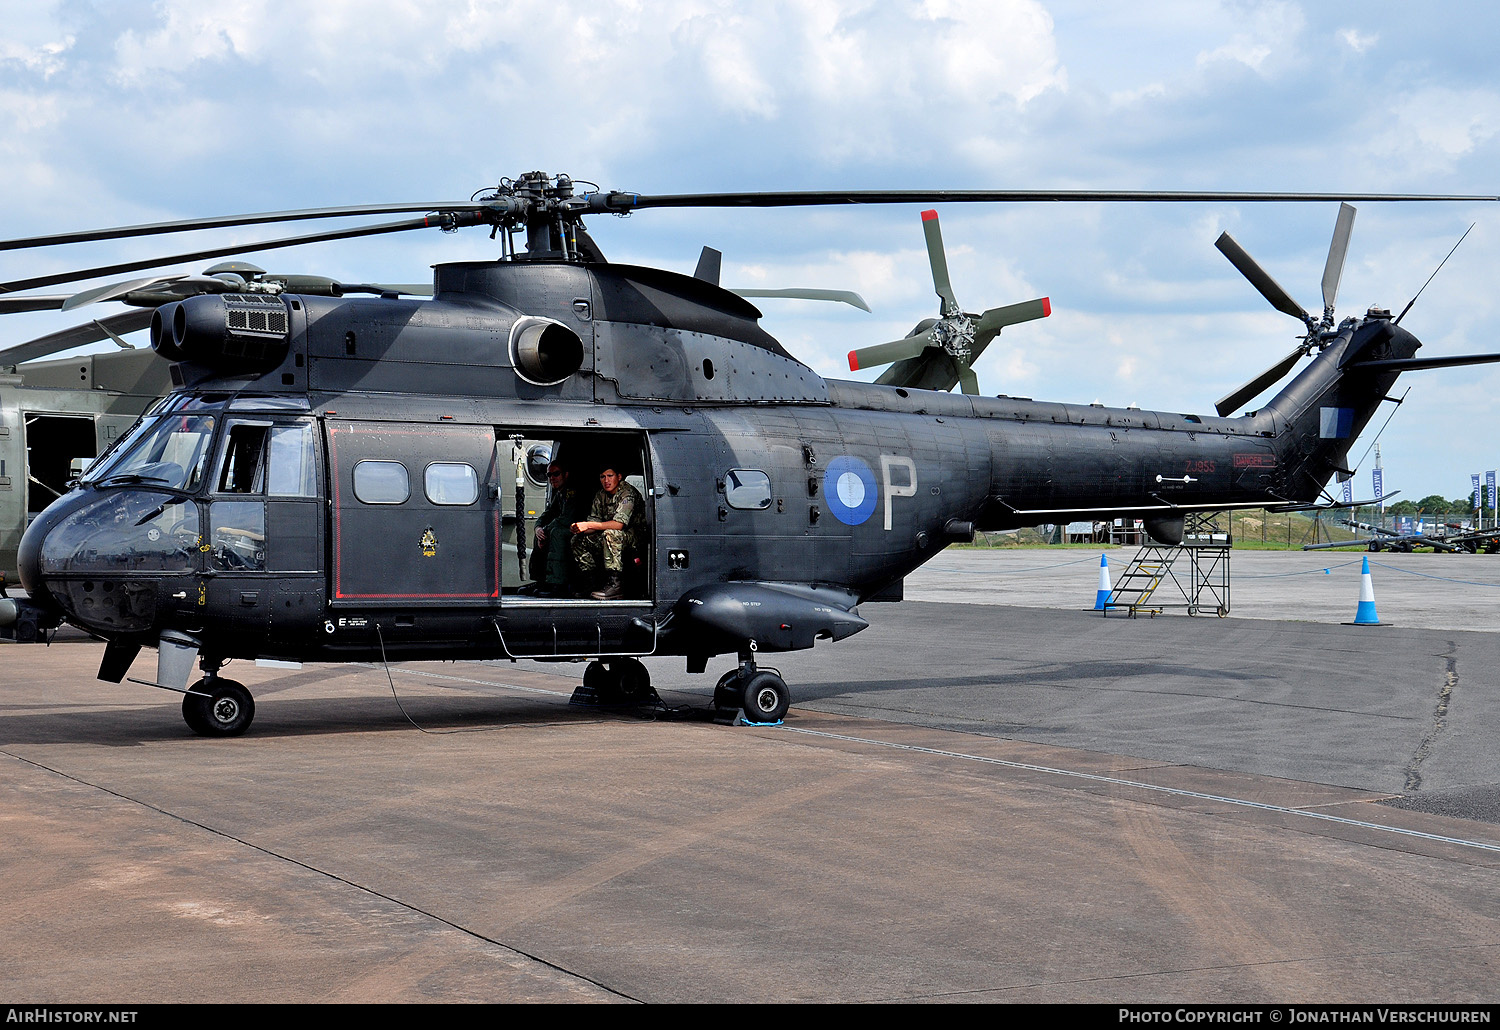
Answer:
[267,424,317,497]
[353,460,410,504]
[84,414,217,493]
[425,463,478,506]
[218,424,268,494]
[724,469,772,510]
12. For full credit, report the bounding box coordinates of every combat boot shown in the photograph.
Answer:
[590,573,625,600]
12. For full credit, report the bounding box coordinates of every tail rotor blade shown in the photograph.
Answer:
[1216,231,1311,324]
[848,328,936,372]
[921,210,959,314]
[1321,203,1356,314]
[956,364,980,395]
[1214,346,1306,416]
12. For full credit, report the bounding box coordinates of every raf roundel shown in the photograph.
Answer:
[823,456,878,526]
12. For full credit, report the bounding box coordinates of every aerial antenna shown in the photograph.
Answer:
[1394,223,1474,326]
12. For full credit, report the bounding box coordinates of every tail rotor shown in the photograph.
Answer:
[1214,202,1357,416]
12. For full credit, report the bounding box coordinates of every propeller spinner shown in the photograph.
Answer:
[847,210,1049,394]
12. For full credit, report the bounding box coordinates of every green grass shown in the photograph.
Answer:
[956,509,1376,551]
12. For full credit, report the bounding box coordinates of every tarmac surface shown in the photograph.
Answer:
[5,548,1500,1002]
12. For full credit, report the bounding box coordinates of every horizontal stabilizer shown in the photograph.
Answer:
[1344,353,1500,373]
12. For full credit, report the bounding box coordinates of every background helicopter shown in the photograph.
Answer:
[3,173,1500,736]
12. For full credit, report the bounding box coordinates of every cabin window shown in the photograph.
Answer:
[725,469,772,510]
[524,444,553,488]
[353,460,410,504]
[425,462,479,505]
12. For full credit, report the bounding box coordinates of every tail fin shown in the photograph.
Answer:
[1261,314,1416,502]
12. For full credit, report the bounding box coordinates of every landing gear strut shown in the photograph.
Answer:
[181,661,255,737]
[714,652,790,724]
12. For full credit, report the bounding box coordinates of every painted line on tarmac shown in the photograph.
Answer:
[1,748,640,1003]
[783,726,1500,856]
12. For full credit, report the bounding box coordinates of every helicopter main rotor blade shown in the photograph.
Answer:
[848,329,937,371]
[973,297,1051,337]
[1214,345,1306,417]
[1321,203,1356,314]
[1215,231,1311,324]
[619,189,1500,210]
[0,309,155,367]
[62,274,189,311]
[0,202,493,253]
[730,288,871,311]
[0,213,478,295]
[921,210,959,314]
[956,365,980,395]
[0,294,69,314]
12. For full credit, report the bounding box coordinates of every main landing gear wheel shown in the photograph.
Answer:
[182,678,255,737]
[578,657,654,706]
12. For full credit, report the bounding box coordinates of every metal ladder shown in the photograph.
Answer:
[1105,513,1232,618]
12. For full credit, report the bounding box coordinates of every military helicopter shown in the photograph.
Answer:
[3,172,1499,736]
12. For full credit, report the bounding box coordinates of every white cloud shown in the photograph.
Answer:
[1194,1,1305,75]
[1337,27,1377,53]
[1369,88,1500,175]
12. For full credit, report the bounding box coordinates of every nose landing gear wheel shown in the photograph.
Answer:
[740,670,790,723]
[182,679,255,737]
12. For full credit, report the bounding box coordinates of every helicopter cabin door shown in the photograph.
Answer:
[203,418,324,649]
[325,421,499,605]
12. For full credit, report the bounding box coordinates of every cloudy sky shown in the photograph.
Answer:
[3,0,1499,502]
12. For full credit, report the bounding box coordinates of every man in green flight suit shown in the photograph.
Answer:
[529,462,588,597]
[571,466,647,600]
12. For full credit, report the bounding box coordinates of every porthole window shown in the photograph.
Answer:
[425,462,479,505]
[353,460,410,504]
[524,444,553,488]
[725,469,772,510]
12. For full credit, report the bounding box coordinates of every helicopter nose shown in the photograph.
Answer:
[16,492,69,617]
[19,487,200,635]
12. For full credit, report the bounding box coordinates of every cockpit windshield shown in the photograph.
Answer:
[83,414,218,493]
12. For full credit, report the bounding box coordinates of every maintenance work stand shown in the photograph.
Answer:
[1105,513,1231,618]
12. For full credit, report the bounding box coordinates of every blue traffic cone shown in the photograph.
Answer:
[1094,553,1112,610]
[1350,556,1384,626]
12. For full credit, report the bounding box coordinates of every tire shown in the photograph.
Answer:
[612,658,650,703]
[740,671,790,723]
[583,661,612,692]
[182,679,255,737]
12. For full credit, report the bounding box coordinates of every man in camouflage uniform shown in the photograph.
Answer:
[529,463,588,597]
[571,466,647,600]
